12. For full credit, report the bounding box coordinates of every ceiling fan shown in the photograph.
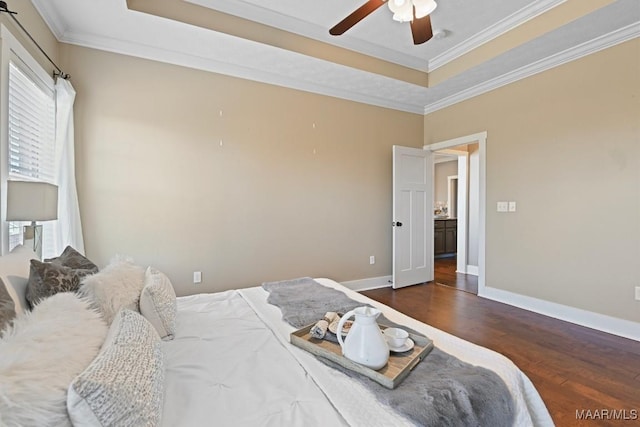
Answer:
[329,0,437,45]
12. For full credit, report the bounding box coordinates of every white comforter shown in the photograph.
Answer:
[162,279,553,427]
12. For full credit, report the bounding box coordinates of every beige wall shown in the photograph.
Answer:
[424,39,640,323]
[434,160,457,208]
[61,45,423,295]
[0,1,59,75]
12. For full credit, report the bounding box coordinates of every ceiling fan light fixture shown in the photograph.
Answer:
[413,0,437,19]
[329,0,435,45]
[388,0,413,22]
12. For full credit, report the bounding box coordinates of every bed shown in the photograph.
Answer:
[161,279,553,427]
[0,246,554,427]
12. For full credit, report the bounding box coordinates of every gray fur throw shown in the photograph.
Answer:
[262,277,515,427]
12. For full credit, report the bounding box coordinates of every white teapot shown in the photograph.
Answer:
[336,306,389,370]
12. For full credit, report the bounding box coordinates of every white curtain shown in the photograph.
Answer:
[52,78,85,254]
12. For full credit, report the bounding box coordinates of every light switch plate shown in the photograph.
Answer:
[508,201,517,212]
[497,201,508,212]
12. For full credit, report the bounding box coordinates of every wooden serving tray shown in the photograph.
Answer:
[290,324,433,389]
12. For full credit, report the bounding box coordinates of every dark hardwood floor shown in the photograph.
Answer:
[362,283,640,426]
[434,256,478,294]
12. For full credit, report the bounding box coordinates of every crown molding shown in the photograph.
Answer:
[58,30,427,114]
[29,0,638,116]
[31,0,67,40]
[423,22,640,114]
[427,0,567,72]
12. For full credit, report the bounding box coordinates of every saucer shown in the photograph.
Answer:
[328,320,353,336]
[388,337,415,353]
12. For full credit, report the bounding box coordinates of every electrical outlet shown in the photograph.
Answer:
[508,201,517,212]
[369,256,375,265]
[193,271,202,284]
[635,286,640,301]
[497,201,508,212]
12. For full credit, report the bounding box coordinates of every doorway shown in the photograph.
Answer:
[425,132,487,296]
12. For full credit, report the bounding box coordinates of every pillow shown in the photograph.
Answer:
[45,246,98,273]
[0,278,16,334]
[67,309,165,427]
[0,292,108,427]
[79,256,145,325]
[140,267,177,340]
[25,260,85,308]
[0,244,36,314]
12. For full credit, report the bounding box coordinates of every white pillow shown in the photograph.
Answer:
[67,309,165,427]
[79,256,145,325]
[0,293,108,427]
[140,267,177,340]
[0,244,37,314]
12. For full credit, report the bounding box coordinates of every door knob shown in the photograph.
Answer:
[393,222,403,227]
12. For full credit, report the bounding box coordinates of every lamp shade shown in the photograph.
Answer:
[6,181,58,221]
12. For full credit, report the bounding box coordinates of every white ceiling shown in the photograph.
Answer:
[31,0,640,114]
[185,0,536,71]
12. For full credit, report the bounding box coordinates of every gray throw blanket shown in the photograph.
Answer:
[262,277,515,427]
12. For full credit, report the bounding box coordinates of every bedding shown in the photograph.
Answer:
[67,309,164,426]
[139,267,177,340]
[79,256,145,324]
[0,292,107,427]
[25,259,84,308]
[45,246,99,273]
[0,244,37,315]
[0,278,16,332]
[261,278,515,427]
[0,244,553,426]
[163,278,554,427]
[161,289,349,427]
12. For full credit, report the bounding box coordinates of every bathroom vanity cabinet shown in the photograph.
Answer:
[434,218,457,256]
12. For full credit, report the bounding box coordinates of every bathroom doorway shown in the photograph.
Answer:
[426,132,486,295]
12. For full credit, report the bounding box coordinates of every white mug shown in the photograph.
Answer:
[383,327,409,348]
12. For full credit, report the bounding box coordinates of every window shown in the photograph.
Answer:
[8,61,56,181]
[6,59,56,254]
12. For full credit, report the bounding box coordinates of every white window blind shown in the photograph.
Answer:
[8,61,56,181]
[7,60,56,256]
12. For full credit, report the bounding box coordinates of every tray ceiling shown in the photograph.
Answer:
[32,0,640,113]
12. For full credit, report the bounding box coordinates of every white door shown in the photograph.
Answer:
[392,146,433,289]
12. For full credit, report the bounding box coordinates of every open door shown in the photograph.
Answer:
[392,146,433,289]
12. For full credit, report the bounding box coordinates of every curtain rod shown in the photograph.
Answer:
[0,1,70,80]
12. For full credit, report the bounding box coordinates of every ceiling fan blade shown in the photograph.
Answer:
[410,12,433,45]
[329,0,386,36]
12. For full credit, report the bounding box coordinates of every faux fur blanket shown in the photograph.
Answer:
[262,277,515,427]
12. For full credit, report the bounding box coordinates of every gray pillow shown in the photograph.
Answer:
[67,309,165,426]
[0,279,16,334]
[0,244,37,315]
[25,260,82,308]
[45,246,98,273]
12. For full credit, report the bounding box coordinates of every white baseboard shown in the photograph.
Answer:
[455,265,479,276]
[342,275,392,292]
[479,286,640,342]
